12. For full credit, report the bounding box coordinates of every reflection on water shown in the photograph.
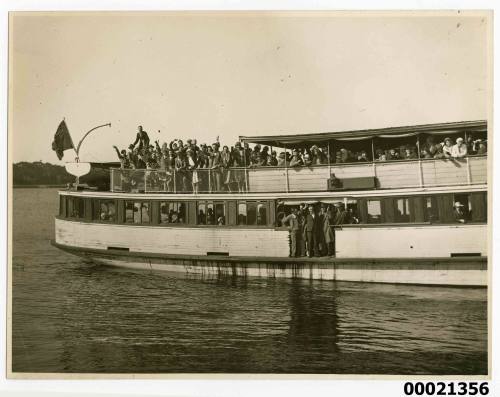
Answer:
[12,189,487,374]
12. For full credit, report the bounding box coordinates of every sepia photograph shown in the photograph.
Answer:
[7,9,491,380]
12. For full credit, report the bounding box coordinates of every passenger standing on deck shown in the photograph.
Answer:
[282,208,300,257]
[175,150,191,192]
[304,206,319,257]
[221,145,232,191]
[333,202,348,225]
[297,205,306,256]
[442,138,454,158]
[317,205,327,255]
[322,205,335,256]
[113,146,130,169]
[131,125,150,152]
[451,138,468,158]
[211,143,223,192]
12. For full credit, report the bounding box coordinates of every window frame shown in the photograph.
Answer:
[159,201,186,225]
[236,200,269,227]
[66,196,85,219]
[124,200,151,225]
[366,199,382,224]
[197,200,226,226]
[394,197,411,223]
[93,199,117,223]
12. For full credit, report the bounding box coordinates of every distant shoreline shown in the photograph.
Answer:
[13,185,66,189]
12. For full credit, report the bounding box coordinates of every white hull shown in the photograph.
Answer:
[91,256,486,286]
[55,218,487,259]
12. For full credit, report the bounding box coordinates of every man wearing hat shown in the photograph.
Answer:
[269,150,278,166]
[113,145,131,169]
[303,205,320,257]
[322,205,335,256]
[290,149,303,167]
[251,144,261,166]
[333,202,348,225]
[277,152,287,167]
[453,201,467,223]
[451,137,468,158]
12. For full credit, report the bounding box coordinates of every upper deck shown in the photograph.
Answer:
[108,120,488,195]
[110,155,487,194]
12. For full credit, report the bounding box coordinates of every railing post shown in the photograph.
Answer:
[285,167,290,193]
[244,167,249,192]
[173,169,177,193]
[110,169,114,192]
[327,142,332,176]
[208,169,212,193]
[284,143,289,193]
[466,156,472,184]
[144,170,147,193]
[418,159,424,187]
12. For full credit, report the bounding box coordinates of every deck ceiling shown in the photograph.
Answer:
[239,120,487,146]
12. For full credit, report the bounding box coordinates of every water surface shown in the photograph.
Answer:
[12,188,488,374]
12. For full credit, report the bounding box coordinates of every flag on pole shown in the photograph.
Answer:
[51,120,74,160]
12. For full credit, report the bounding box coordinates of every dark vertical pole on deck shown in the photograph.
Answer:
[327,141,332,176]
[284,142,289,193]
[173,169,177,193]
[243,140,249,192]
[417,133,423,187]
[371,138,377,187]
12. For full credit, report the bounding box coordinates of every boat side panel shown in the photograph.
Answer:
[55,218,290,257]
[336,224,487,258]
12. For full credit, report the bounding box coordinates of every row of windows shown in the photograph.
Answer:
[60,192,487,226]
[60,197,270,226]
[276,192,487,225]
[364,193,486,224]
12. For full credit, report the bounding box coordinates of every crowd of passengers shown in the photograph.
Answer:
[114,126,488,172]
[279,202,358,258]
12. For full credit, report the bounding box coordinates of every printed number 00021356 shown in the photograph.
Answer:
[404,382,489,396]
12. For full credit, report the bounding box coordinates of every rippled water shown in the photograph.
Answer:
[12,188,488,374]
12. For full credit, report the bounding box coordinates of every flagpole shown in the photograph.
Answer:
[74,122,112,162]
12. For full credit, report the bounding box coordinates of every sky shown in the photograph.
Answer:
[10,11,490,164]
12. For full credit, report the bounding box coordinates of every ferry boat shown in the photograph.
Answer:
[52,120,488,286]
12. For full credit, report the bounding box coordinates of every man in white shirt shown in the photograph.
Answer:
[451,137,468,158]
[282,208,300,257]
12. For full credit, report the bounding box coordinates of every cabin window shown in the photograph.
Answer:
[66,197,85,219]
[346,200,360,224]
[125,201,150,224]
[215,203,226,225]
[160,201,186,224]
[423,196,439,222]
[453,194,471,222]
[237,201,268,225]
[470,192,487,222]
[395,198,411,223]
[197,201,225,225]
[238,202,247,225]
[366,199,382,224]
[93,200,116,222]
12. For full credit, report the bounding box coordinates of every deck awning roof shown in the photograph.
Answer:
[239,120,487,146]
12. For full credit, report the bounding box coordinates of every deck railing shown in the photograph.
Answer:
[109,155,487,194]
